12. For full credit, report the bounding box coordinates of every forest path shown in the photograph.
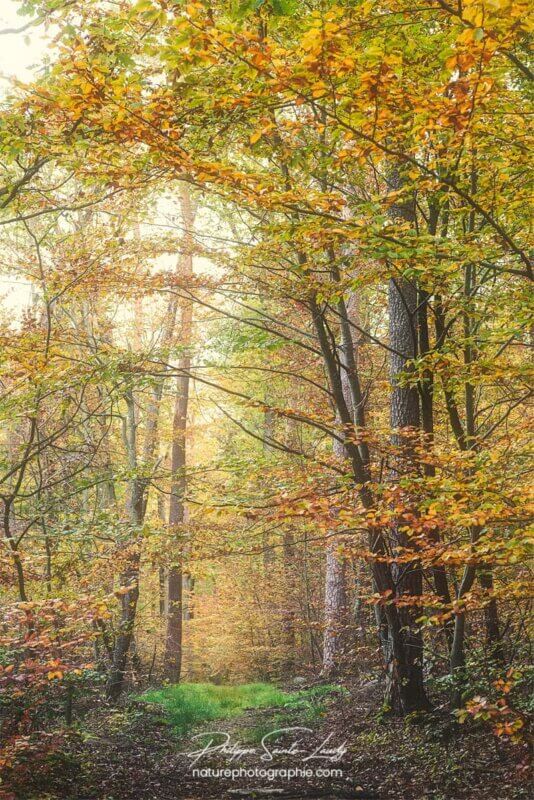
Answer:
[75,682,378,799]
[64,680,526,800]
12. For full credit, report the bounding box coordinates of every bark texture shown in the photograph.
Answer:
[387,276,429,713]
[383,168,430,713]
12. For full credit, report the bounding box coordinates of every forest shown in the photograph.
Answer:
[0,1,532,798]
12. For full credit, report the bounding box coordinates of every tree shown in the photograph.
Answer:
[164,187,197,681]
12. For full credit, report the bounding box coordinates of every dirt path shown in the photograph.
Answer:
[75,698,376,800]
[34,682,529,800]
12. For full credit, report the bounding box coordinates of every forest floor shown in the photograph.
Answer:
[16,679,531,800]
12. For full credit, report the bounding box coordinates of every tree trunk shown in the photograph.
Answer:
[164,186,196,681]
[322,541,349,676]
[322,293,360,677]
[164,368,189,681]
[417,288,453,647]
[478,569,504,663]
[309,290,426,710]
[385,169,430,713]
[106,387,143,700]
[463,252,503,664]
[281,528,296,673]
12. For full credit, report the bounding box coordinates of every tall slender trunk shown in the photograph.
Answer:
[164,187,196,681]
[164,372,188,681]
[106,387,144,700]
[281,528,296,674]
[387,276,429,713]
[322,294,360,677]
[463,242,503,665]
[417,288,453,647]
[384,168,429,713]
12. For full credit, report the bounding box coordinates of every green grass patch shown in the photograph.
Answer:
[140,682,288,735]
[139,682,344,737]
